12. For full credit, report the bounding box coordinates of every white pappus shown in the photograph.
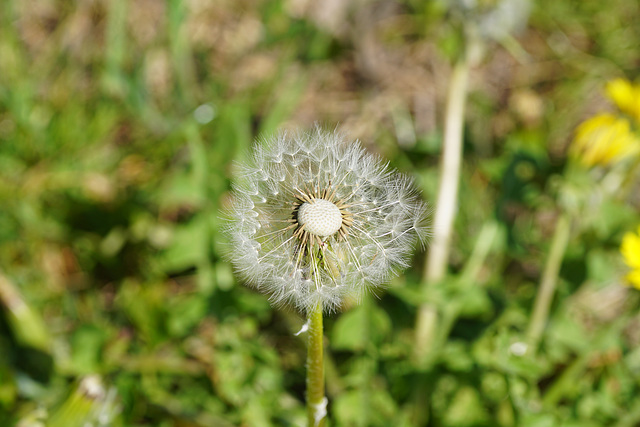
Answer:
[224,127,429,314]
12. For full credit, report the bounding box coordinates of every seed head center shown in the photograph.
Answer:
[298,199,342,237]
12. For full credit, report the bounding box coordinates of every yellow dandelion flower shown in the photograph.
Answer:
[621,226,640,289]
[605,78,640,124]
[571,113,640,167]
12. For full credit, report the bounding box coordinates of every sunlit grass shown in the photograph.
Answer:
[1,0,640,426]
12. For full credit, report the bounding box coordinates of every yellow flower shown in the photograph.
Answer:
[571,113,640,167]
[606,79,640,124]
[621,226,640,289]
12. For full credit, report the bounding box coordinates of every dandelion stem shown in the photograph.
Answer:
[527,213,571,353]
[306,303,326,427]
[414,55,470,364]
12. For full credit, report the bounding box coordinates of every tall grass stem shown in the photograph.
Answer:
[414,57,470,363]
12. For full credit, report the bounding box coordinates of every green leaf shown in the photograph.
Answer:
[331,303,391,351]
[70,325,109,374]
[167,295,207,337]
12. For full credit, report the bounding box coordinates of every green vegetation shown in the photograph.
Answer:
[1,0,639,426]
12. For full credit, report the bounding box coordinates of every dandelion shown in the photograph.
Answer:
[225,127,428,314]
[621,226,640,289]
[225,127,427,425]
[571,113,640,167]
[570,78,640,168]
[605,78,640,124]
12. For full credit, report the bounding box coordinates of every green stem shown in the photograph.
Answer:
[358,295,373,427]
[526,213,571,353]
[414,55,470,364]
[307,304,326,427]
[436,220,501,347]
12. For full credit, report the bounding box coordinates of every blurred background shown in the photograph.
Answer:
[1,0,640,426]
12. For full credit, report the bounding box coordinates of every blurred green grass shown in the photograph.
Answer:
[1,0,640,426]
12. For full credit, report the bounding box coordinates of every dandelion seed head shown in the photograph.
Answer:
[225,127,429,314]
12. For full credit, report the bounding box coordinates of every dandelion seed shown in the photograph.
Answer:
[225,127,429,313]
